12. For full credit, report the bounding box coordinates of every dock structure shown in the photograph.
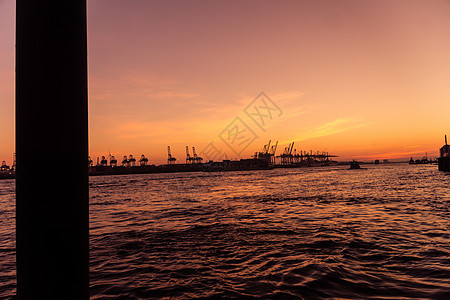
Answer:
[274,142,338,166]
[16,1,89,298]
[2,141,340,181]
[253,140,337,167]
[1,141,341,181]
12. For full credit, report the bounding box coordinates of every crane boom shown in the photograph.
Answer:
[289,142,294,155]
[272,141,278,155]
[266,140,271,154]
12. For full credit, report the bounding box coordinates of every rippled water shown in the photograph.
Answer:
[1,164,450,299]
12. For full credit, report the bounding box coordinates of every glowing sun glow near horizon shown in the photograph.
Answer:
[1,0,450,165]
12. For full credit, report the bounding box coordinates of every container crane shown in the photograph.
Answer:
[192,147,203,163]
[263,140,271,154]
[278,142,294,164]
[121,156,128,167]
[100,156,108,166]
[288,142,294,164]
[139,155,148,166]
[110,156,117,167]
[167,146,176,164]
[129,155,136,167]
[186,146,192,164]
[270,141,278,164]
[255,140,277,165]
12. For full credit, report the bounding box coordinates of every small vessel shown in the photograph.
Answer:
[409,152,432,164]
[438,135,450,172]
[0,161,14,179]
[349,160,361,169]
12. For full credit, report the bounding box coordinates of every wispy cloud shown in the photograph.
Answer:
[286,117,368,144]
[404,145,420,149]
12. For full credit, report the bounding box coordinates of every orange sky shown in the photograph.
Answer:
[1,0,450,165]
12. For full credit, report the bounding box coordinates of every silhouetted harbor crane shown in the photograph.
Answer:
[186,146,192,164]
[167,146,177,164]
[185,146,203,164]
[139,155,149,166]
[129,155,136,167]
[122,156,129,167]
[270,141,278,164]
[279,142,295,165]
[110,156,118,167]
[100,156,108,166]
[192,147,203,163]
[254,140,277,165]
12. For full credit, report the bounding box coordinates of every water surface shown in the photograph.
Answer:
[1,164,449,298]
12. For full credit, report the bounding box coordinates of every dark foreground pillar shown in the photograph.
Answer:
[16,1,89,298]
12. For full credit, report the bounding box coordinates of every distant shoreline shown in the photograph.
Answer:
[0,160,414,181]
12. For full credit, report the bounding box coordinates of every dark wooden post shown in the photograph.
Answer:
[16,1,89,298]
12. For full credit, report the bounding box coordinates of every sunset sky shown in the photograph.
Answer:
[1,0,450,165]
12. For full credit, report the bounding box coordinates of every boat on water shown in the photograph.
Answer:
[438,135,450,172]
[0,161,14,180]
[409,152,437,165]
[349,160,361,169]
